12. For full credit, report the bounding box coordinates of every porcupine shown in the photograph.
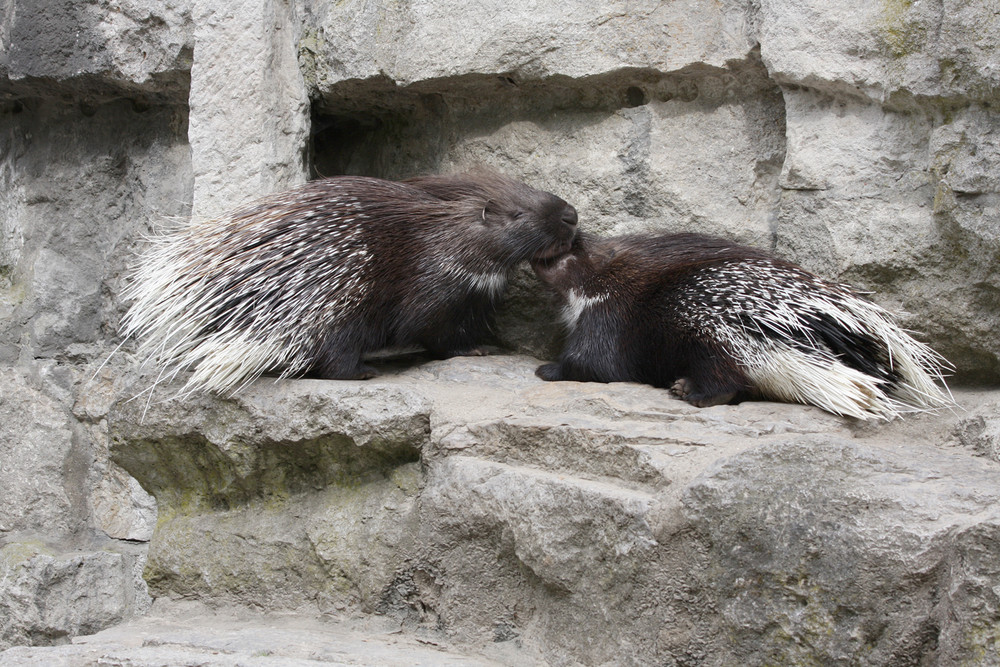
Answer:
[121,171,578,396]
[530,232,953,420]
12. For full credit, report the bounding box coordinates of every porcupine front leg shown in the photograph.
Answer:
[311,329,378,380]
[537,302,639,383]
[536,338,626,384]
[535,362,565,381]
[417,297,494,359]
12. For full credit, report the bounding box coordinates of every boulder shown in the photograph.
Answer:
[0,541,150,650]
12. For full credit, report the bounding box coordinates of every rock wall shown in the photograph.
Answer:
[2,0,999,663]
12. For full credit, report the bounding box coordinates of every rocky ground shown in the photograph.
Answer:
[6,355,1000,665]
[0,599,517,666]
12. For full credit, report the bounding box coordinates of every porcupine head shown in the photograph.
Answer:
[529,233,634,385]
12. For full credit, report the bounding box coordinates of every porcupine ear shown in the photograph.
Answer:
[404,172,504,227]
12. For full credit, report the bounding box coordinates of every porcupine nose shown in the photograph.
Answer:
[561,205,578,228]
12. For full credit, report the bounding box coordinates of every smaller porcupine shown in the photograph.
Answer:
[121,171,578,396]
[531,232,953,420]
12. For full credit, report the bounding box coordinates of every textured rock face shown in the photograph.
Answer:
[686,440,1000,665]
[110,381,429,612]
[0,0,191,95]
[189,0,309,219]
[0,542,150,649]
[2,0,1000,661]
[0,370,80,537]
[297,0,999,376]
[0,600,511,666]
[1,0,193,648]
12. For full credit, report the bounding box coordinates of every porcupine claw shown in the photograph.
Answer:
[670,377,737,408]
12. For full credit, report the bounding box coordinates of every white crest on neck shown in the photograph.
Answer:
[561,289,607,330]
[438,262,507,297]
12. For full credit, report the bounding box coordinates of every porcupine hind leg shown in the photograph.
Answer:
[311,352,377,380]
[418,329,488,359]
[669,343,752,408]
[671,378,740,407]
[417,300,493,359]
[310,329,378,380]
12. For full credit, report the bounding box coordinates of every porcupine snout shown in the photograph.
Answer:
[561,203,579,228]
[538,198,578,260]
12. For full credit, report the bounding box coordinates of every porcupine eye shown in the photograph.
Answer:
[499,205,528,225]
[479,200,502,226]
[489,203,528,229]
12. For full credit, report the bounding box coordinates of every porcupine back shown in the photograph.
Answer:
[122,179,389,396]
[122,173,577,397]
[671,252,952,419]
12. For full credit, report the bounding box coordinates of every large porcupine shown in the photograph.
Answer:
[531,232,953,420]
[121,171,578,396]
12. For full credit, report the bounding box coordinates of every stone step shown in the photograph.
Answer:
[0,601,514,666]
[93,357,1000,665]
[0,539,150,651]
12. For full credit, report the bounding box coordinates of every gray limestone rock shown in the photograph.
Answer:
[0,370,80,537]
[0,0,192,99]
[299,0,753,88]
[0,600,512,666]
[684,438,1000,664]
[752,0,999,100]
[0,541,150,650]
[953,394,1000,464]
[188,0,310,220]
[108,377,431,611]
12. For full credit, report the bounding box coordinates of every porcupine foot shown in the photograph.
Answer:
[311,347,378,380]
[671,377,738,408]
[535,362,563,381]
[428,346,489,359]
[535,358,613,383]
